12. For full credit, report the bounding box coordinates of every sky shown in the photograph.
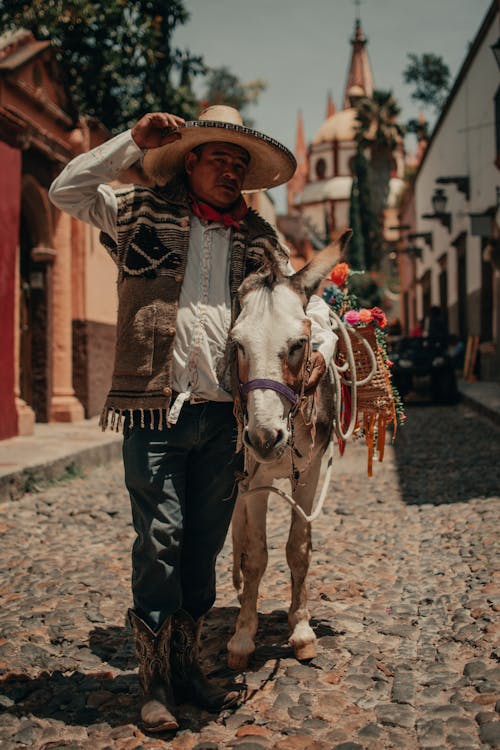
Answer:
[174,0,494,212]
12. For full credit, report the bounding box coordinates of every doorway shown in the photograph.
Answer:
[19,177,53,422]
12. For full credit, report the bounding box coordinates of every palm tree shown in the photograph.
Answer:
[355,89,403,215]
[354,89,404,269]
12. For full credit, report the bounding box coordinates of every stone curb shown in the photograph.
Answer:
[458,389,500,427]
[0,440,122,502]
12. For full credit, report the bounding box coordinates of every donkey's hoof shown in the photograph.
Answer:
[227,651,250,671]
[294,642,317,661]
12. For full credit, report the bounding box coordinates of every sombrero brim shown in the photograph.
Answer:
[142,120,297,191]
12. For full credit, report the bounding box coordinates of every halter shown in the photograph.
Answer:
[236,335,312,418]
[239,378,298,405]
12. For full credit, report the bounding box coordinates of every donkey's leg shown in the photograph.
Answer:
[227,488,269,670]
[231,491,246,597]
[286,457,322,661]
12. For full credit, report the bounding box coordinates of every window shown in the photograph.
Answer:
[315,158,326,180]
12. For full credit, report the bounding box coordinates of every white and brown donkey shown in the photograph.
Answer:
[227,228,352,670]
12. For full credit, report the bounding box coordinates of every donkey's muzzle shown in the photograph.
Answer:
[243,426,287,462]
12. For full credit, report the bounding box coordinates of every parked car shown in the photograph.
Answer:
[390,337,459,404]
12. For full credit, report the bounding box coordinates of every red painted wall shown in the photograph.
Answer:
[0,141,21,439]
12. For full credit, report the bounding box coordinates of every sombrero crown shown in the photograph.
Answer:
[142,105,296,192]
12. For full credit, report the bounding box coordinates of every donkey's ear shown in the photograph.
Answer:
[291,227,352,301]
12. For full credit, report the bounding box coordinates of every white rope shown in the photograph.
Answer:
[329,311,377,441]
[241,441,334,525]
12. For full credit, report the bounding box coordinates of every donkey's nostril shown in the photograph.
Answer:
[245,427,285,457]
[274,429,285,447]
[262,429,284,451]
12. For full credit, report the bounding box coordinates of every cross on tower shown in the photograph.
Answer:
[353,0,364,21]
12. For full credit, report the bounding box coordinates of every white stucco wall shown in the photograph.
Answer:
[309,144,334,182]
[337,142,356,175]
[415,13,498,311]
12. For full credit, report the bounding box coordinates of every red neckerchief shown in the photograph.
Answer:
[189,194,248,229]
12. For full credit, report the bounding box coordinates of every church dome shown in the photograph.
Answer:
[312,108,358,145]
[297,176,353,204]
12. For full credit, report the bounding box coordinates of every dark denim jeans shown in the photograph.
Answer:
[122,402,243,631]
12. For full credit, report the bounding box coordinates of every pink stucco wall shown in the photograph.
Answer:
[0,141,21,438]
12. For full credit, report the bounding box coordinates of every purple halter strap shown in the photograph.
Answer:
[239,378,298,405]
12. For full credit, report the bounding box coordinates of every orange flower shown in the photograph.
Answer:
[359,308,373,322]
[329,262,350,287]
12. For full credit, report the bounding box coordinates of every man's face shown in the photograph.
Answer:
[185,142,250,209]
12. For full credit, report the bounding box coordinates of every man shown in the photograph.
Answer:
[49,106,336,732]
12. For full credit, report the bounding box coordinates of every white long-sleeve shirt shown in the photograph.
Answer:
[49,131,336,422]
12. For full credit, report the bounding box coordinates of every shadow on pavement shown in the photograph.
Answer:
[392,402,500,505]
[0,606,332,733]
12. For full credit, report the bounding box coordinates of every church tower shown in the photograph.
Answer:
[343,18,373,108]
[284,15,405,249]
[286,110,308,213]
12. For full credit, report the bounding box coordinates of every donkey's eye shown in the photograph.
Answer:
[288,340,305,357]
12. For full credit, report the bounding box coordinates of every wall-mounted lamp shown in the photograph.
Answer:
[436,175,470,201]
[431,188,448,214]
[468,186,500,237]
[421,188,452,231]
[408,232,433,250]
[491,38,500,69]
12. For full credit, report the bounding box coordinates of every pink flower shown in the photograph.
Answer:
[371,306,387,328]
[359,308,373,323]
[344,310,360,325]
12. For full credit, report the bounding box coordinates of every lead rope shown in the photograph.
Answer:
[242,440,334,524]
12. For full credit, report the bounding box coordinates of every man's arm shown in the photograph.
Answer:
[49,112,185,240]
[49,131,143,240]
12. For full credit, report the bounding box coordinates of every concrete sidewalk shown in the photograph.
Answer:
[457,378,500,426]
[1,377,499,501]
[0,418,121,501]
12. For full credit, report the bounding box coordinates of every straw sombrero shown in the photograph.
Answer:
[142,105,297,191]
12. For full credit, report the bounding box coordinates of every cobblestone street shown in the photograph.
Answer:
[0,402,499,750]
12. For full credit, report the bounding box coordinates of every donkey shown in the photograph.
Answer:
[226,228,352,670]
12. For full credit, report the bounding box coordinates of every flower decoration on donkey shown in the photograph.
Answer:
[323,262,405,476]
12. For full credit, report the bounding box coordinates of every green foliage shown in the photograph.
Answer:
[351,148,383,271]
[355,89,404,151]
[201,66,267,126]
[348,177,366,270]
[348,270,383,310]
[406,117,429,141]
[0,0,205,131]
[353,89,403,271]
[403,53,450,113]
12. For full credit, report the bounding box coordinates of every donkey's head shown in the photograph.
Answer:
[231,228,352,463]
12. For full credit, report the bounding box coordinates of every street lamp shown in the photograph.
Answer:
[431,188,448,215]
[422,188,452,231]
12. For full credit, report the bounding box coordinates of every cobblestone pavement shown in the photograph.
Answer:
[0,402,499,750]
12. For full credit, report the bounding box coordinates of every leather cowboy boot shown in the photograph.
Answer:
[128,609,179,732]
[170,609,239,712]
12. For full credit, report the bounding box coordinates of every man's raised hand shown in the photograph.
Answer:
[131,112,186,150]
